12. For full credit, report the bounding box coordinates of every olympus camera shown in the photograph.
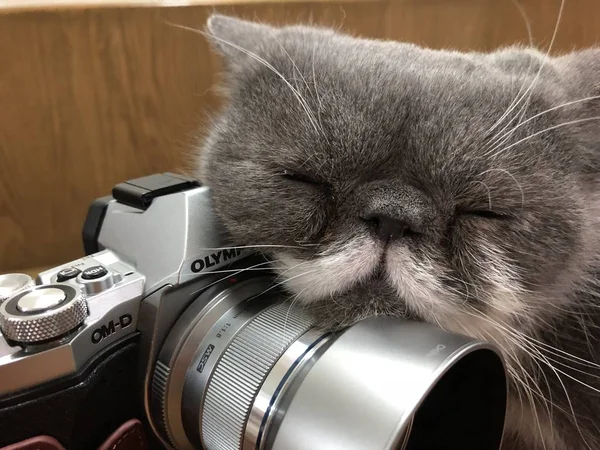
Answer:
[0,173,508,450]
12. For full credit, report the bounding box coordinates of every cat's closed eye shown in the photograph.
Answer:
[281,170,332,191]
[458,209,512,220]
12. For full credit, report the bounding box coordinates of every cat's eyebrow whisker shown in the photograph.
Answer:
[486,115,600,159]
[484,0,565,140]
[486,94,600,152]
[251,16,307,93]
[166,22,323,136]
[484,55,535,140]
[511,0,535,48]
[484,83,535,153]
[469,180,493,210]
[484,68,543,154]
[477,168,525,210]
[264,27,328,140]
[482,0,566,189]
[508,0,565,133]
[311,44,326,135]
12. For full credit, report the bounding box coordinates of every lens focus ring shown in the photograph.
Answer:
[201,302,315,450]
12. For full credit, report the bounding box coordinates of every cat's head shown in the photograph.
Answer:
[197,15,600,341]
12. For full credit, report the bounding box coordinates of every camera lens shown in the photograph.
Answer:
[151,275,507,450]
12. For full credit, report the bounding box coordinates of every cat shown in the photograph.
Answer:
[195,13,600,450]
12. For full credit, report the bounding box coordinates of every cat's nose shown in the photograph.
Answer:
[356,181,433,242]
[360,212,421,241]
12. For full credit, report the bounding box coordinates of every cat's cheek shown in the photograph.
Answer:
[272,238,381,302]
[475,242,529,320]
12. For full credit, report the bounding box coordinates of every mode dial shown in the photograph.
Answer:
[0,284,88,344]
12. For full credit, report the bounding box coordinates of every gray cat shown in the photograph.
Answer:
[196,13,600,450]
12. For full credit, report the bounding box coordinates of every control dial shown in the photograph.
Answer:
[0,284,88,343]
[0,274,35,304]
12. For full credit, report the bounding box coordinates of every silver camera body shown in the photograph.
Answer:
[0,173,508,450]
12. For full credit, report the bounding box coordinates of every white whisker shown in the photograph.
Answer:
[264,24,327,139]
[486,116,600,158]
[195,244,318,251]
[167,22,323,135]
[478,168,525,209]
[487,95,600,152]
[281,288,310,347]
[470,180,493,210]
[485,0,565,138]
[246,268,319,304]
[187,259,282,297]
[311,43,326,135]
[523,340,593,450]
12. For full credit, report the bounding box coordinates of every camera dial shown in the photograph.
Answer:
[0,283,88,344]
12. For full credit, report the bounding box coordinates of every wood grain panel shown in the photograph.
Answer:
[0,1,387,272]
[0,0,598,273]
[0,7,216,272]
[387,0,600,52]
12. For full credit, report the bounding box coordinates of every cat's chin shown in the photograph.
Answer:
[270,241,529,353]
[296,276,526,375]
[293,276,412,331]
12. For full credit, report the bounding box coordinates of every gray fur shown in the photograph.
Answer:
[197,14,600,450]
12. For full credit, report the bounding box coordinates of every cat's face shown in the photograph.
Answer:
[198,15,600,342]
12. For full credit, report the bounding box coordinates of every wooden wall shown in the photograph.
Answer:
[1,0,599,273]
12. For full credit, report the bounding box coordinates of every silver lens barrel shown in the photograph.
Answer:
[266,318,507,450]
[152,276,507,450]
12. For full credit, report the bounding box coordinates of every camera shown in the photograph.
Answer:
[0,173,508,450]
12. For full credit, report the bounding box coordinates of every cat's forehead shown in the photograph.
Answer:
[225,26,538,140]
[233,39,527,157]
[208,16,565,191]
[250,26,515,91]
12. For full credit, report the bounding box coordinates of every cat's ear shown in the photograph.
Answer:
[205,14,274,65]
[554,49,600,96]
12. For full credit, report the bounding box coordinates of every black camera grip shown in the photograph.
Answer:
[0,334,144,450]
